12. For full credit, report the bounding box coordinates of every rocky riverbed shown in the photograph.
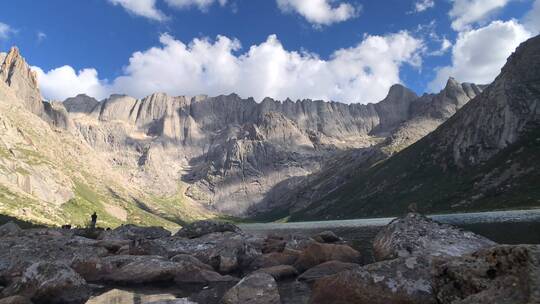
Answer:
[0,213,538,304]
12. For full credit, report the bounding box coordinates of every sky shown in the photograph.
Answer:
[0,0,538,104]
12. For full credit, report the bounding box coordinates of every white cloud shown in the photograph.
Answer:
[164,0,227,11]
[449,0,512,31]
[276,0,359,26]
[414,0,435,12]
[430,38,452,55]
[428,20,531,91]
[33,32,424,104]
[524,0,540,34]
[32,66,109,101]
[0,22,14,40]
[107,0,167,21]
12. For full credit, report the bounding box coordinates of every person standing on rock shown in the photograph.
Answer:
[90,212,97,229]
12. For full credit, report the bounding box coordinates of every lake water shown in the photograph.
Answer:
[86,209,540,304]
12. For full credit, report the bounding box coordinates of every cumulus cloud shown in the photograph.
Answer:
[428,20,531,91]
[276,0,359,26]
[414,0,435,12]
[107,0,168,21]
[0,22,14,40]
[164,0,227,10]
[32,66,109,101]
[524,0,540,33]
[449,0,512,31]
[33,32,424,104]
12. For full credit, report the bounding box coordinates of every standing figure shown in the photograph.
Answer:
[90,212,97,229]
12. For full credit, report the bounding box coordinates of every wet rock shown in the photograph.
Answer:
[174,221,241,239]
[170,254,213,271]
[294,243,361,272]
[101,224,171,241]
[221,273,281,304]
[373,213,496,261]
[1,262,91,304]
[254,265,298,281]
[298,261,360,283]
[310,256,436,304]
[0,222,22,238]
[433,245,540,304]
[312,231,341,243]
[0,296,33,304]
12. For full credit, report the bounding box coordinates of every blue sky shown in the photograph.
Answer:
[0,0,538,103]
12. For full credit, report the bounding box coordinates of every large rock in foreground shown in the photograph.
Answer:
[174,221,241,239]
[1,262,91,304]
[310,256,436,304]
[221,272,281,304]
[373,213,495,261]
[294,242,361,272]
[434,245,540,304]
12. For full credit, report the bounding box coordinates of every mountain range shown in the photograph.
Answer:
[0,35,538,227]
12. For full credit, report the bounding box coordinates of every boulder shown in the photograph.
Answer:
[0,296,32,304]
[75,254,235,286]
[310,256,436,304]
[0,222,22,238]
[101,224,171,241]
[312,231,341,243]
[1,262,91,304]
[170,254,213,271]
[174,221,241,239]
[373,213,496,261]
[254,265,298,281]
[151,232,261,274]
[221,273,281,304]
[433,245,540,304]
[298,261,360,283]
[294,243,361,272]
[248,250,299,271]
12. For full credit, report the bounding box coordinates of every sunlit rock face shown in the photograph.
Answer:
[57,81,480,216]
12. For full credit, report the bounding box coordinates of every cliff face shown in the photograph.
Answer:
[56,80,481,216]
[0,47,43,115]
[289,35,540,221]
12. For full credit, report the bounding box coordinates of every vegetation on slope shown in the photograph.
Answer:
[290,122,540,221]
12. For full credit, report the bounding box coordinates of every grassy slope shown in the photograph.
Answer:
[290,123,540,221]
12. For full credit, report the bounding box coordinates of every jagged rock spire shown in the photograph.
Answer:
[0,46,43,115]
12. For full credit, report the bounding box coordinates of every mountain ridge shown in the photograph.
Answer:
[288,35,540,221]
[0,44,488,225]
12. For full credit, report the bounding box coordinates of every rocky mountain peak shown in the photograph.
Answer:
[0,47,43,115]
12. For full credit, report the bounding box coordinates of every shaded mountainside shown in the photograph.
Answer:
[289,35,540,221]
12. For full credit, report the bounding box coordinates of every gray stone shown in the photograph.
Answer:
[373,213,496,261]
[1,262,91,304]
[175,221,241,239]
[221,273,280,304]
